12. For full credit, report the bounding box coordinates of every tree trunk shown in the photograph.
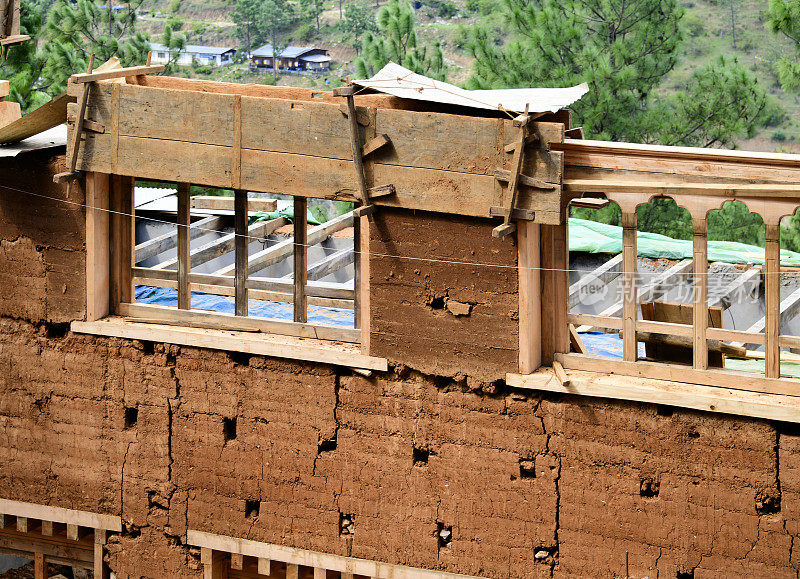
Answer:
[339,0,343,21]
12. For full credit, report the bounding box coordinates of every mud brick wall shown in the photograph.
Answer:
[0,151,85,324]
[2,169,800,577]
[367,208,519,383]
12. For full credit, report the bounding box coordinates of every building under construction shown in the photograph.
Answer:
[1,53,800,578]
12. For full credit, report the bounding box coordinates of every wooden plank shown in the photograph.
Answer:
[286,563,299,579]
[67,524,79,541]
[186,529,480,579]
[766,224,781,379]
[294,197,308,323]
[34,552,45,579]
[313,568,326,579]
[72,65,165,83]
[118,303,359,343]
[518,221,541,372]
[358,215,370,353]
[568,323,587,354]
[708,327,766,345]
[306,248,354,282]
[0,92,74,144]
[693,218,708,370]
[109,175,134,310]
[353,216,361,332]
[153,217,288,271]
[568,254,622,308]
[565,179,800,197]
[85,173,110,321]
[0,530,93,564]
[493,110,529,237]
[622,212,638,362]
[72,317,386,370]
[234,189,248,317]
[216,211,354,276]
[134,267,354,300]
[135,216,225,263]
[508,368,800,423]
[177,183,191,310]
[556,353,800,396]
[41,521,53,537]
[552,361,570,386]
[192,196,277,213]
[16,516,26,533]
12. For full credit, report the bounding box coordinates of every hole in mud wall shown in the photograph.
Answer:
[245,500,260,519]
[436,522,452,549]
[223,417,237,442]
[519,459,536,479]
[755,489,781,515]
[656,405,674,417]
[318,437,337,453]
[640,477,660,498]
[427,295,446,310]
[140,341,155,355]
[124,407,139,429]
[339,512,355,536]
[687,427,700,440]
[413,446,432,466]
[676,571,694,579]
[44,322,70,339]
[228,351,252,366]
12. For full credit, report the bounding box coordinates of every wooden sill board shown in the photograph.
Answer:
[71,316,387,371]
[507,368,800,423]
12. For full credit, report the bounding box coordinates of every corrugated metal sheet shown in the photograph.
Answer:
[0,125,66,158]
[353,63,589,114]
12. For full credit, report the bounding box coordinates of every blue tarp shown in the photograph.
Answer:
[135,285,353,327]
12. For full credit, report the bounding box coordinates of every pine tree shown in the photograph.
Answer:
[768,0,800,90]
[354,0,445,80]
[340,1,376,55]
[0,0,48,113]
[41,0,150,94]
[233,0,261,55]
[468,0,766,146]
[259,0,297,82]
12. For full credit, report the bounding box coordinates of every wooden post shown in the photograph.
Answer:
[314,568,326,579]
[34,553,45,579]
[94,529,109,579]
[353,213,361,330]
[177,182,191,310]
[257,558,271,575]
[358,214,370,354]
[41,520,53,536]
[518,221,542,372]
[201,547,228,579]
[293,197,308,323]
[67,524,79,541]
[234,189,248,317]
[622,212,638,362]
[693,217,709,370]
[85,172,110,321]
[109,175,134,311]
[766,223,781,378]
[230,553,243,571]
[286,563,299,579]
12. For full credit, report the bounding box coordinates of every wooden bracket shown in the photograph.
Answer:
[362,133,391,157]
[494,169,556,191]
[493,104,532,239]
[338,102,370,126]
[489,206,535,221]
[53,171,81,184]
[504,134,539,153]
[62,54,96,195]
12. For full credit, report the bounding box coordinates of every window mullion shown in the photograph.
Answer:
[177,182,191,310]
[294,196,308,323]
[234,189,248,317]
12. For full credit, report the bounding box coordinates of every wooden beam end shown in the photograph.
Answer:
[492,222,516,238]
[53,171,80,184]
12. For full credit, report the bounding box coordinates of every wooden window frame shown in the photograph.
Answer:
[78,172,383,369]
[528,185,800,399]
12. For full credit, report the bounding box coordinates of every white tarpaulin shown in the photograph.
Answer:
[352,62,589,114]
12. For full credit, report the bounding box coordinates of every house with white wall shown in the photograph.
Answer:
[149,42,236,66]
